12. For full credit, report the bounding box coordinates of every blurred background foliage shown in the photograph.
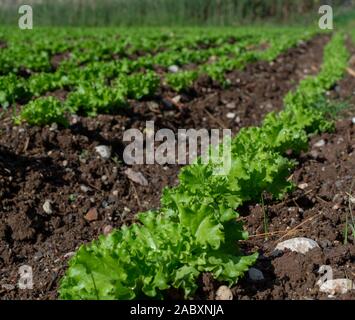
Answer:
[0,0,354,26]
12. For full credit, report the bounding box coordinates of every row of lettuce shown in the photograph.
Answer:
[2,30,318,126]
[0,27,316,75]
[0,28,263,109]
[58,32,349,300]
[0,28,253,74]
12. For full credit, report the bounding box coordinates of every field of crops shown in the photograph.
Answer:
[0,26,354,300]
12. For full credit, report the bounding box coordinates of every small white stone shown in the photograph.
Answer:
[352,117,355,124]
[80,185,89,193]
[63,252,76,259]
[319,279,353,295]
[95,145,111,160]
[125,168,148,186]
[172,95,181,104]
[275,237,319,255]
[235,116,241,124]
[226,112,235,119]
[50,123,58,131]
[314,139,325,148]
[298,183,309,190]
[168,65,179,73]
[248,268,264,281]
[215,285,233,300]
[42,200,53,214]
[226,102,236,109]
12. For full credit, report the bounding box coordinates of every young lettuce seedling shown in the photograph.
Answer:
[15,96,69,127]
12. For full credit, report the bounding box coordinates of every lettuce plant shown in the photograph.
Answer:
[0,74,29,108]
[166,70,198,92]
[15,96,68,126]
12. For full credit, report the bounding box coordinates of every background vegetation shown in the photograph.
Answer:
[0,0,354,26]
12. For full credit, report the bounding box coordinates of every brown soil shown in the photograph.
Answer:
[1,34,352,300]
[50,52,71,70]
[233,119,354,300]
[198,48,355,301]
